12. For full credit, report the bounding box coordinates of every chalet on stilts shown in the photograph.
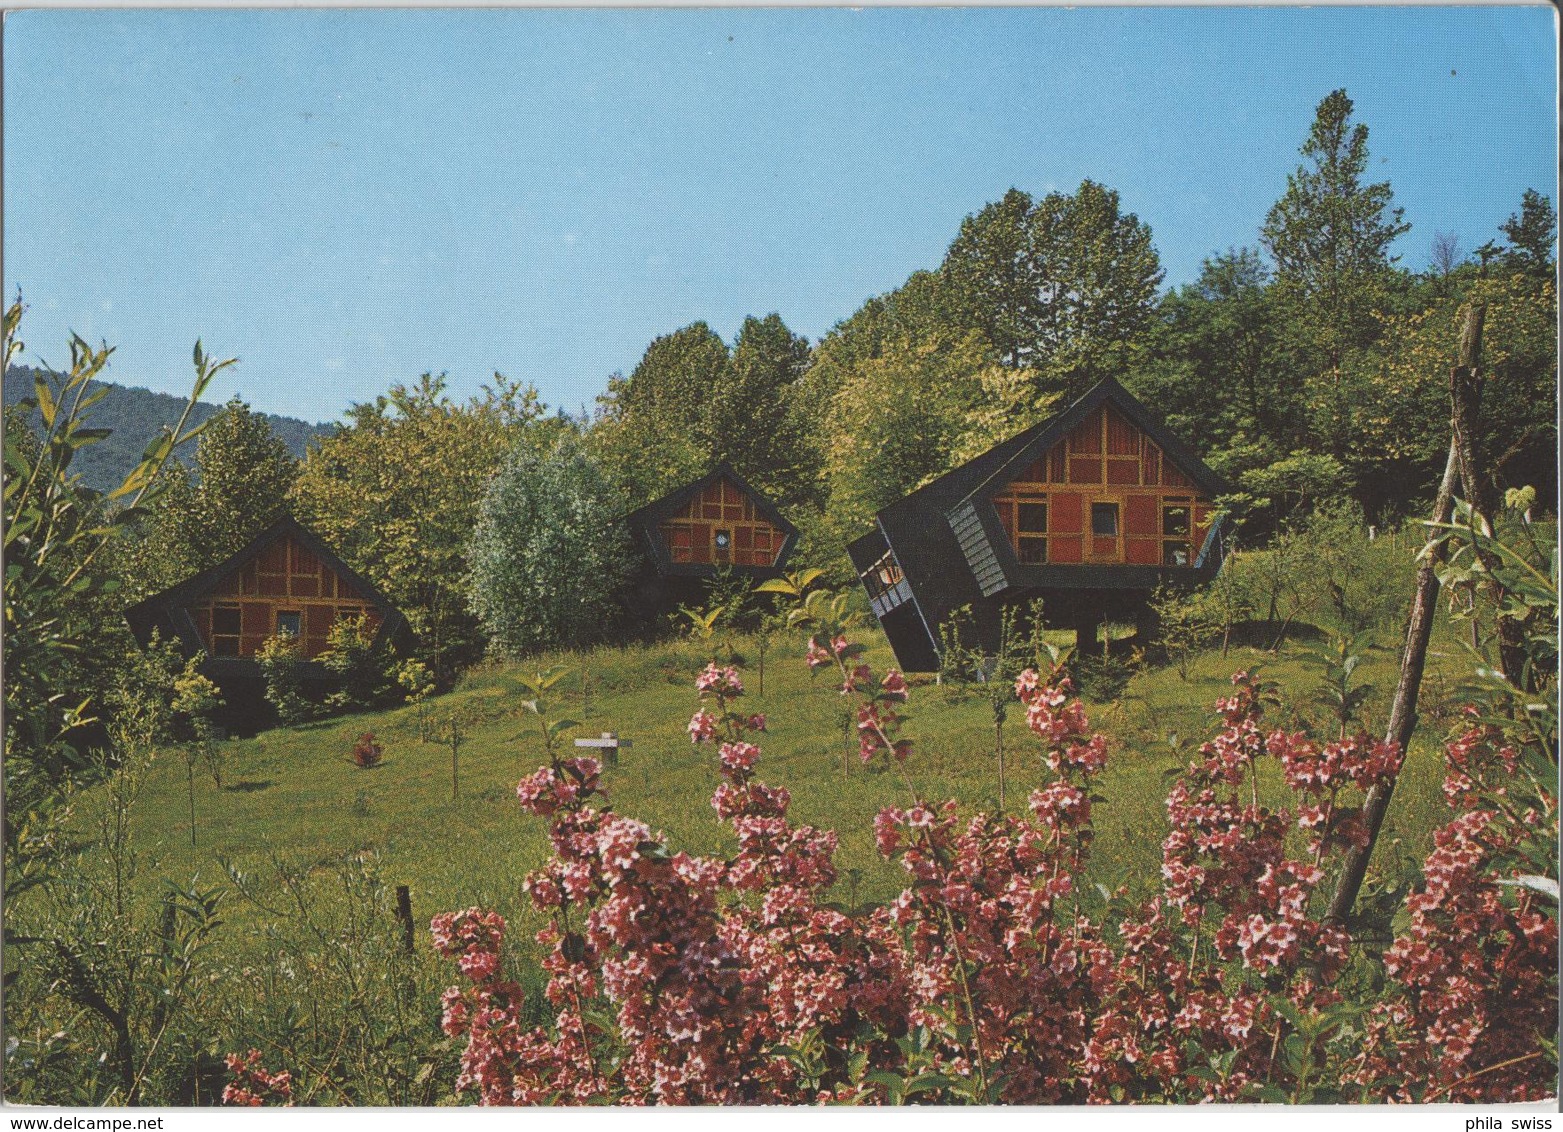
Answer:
[848,377,1231,671]
[124,514,411,725]
[619,462,798,626]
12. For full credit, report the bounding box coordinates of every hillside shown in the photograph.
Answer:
[3,365,329,491]
[86,625,1458,964]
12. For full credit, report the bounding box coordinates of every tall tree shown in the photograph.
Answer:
[1489,188,1557,281]
[290,372,546,683]
[1130,246,1328,510]
[591,315,819,512]
[941,180,1164,397]
[818,330,998,545]
[714,314,816,507]
[1261,89,1411,374]
[115,397,299,598]
[592,323,729,507]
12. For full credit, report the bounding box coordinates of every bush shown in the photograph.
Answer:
[351,732,384,768]
[320,615,394,712]
[1149,583,1217,680]
[256,632,313,726]
[1295,502,1416,636]
[467,431,633,656]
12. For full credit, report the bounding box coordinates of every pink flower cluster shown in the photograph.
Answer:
[221,1049,292,1107]
[1016,669,1107,775]
[515,757,602,817]
[695,663,745,699]
[805,634,851,671]
[1349,722,1557,1102]
[1085,671,1361,1101]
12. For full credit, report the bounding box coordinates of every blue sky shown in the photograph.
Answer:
[4,6,1557,424]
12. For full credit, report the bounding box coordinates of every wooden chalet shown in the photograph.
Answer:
[619,463,798,624]
[848,378,1231,672]
[124,514,410,715]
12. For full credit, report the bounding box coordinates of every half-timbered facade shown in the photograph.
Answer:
[124,514,409,684]
[848,378,1230,672]
[619,463,798,624]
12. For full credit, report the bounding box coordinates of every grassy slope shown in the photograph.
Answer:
[98,622,1463,964]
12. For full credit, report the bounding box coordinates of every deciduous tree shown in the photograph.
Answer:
[1261,89,1410,375]
[290,372,547,683]
[941,180,1164,397]
[467,430,632,655]
[115,397,297,598]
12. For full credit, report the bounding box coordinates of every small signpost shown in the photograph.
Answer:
[574,731,632,767]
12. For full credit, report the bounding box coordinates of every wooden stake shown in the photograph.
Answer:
[1448,304,1526,685]
[447,716,463,801]
[395,884,415,954]
[1326,303,1483,925]
[996,721,1007,813]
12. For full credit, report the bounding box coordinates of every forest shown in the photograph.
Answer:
[2,89,1556,1106]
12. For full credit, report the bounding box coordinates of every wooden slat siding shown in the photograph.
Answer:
[190,533,377,660]
[949,501,1008,597]
[660,476,785,568]
[986,405,1212,570]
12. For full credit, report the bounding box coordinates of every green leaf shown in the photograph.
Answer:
[903,1073,960,1096]
[1495,875,1558,901]
[32,372,56,429]
[863,1069,905,1104]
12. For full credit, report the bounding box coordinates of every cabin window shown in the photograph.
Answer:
[861,550,908,607]
[1016,501,1048,564]
[1091,503,1119,537]
[1163,503,1192,566]
[212,604,242,657]
[714,529,732,562]
[992,475,1050,565]
[276,610,302,638]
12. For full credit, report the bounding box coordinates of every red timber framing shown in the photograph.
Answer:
[659,476,786,568]
[189,534,380,660]
[991,403,1213,569]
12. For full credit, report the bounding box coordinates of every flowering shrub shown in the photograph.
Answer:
[1347,714,1558,1102]
[222,1049,293,1106]
[415,631,1557,1105]
[351,732,385,768]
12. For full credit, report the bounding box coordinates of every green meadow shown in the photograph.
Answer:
[86,622,1461,968]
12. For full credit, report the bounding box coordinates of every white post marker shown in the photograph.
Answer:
[574,731,632,767]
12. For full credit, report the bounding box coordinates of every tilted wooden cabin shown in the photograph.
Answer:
[124,514,410,717]
[848,377,1231,672]
[619,462,798,624]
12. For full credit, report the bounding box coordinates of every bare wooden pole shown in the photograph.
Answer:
[1448,304,1527,685]
[1326,304,1483,925]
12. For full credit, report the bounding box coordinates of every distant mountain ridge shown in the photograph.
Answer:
[3,365,331,492]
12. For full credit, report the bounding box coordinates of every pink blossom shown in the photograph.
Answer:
[688,710,718,744]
